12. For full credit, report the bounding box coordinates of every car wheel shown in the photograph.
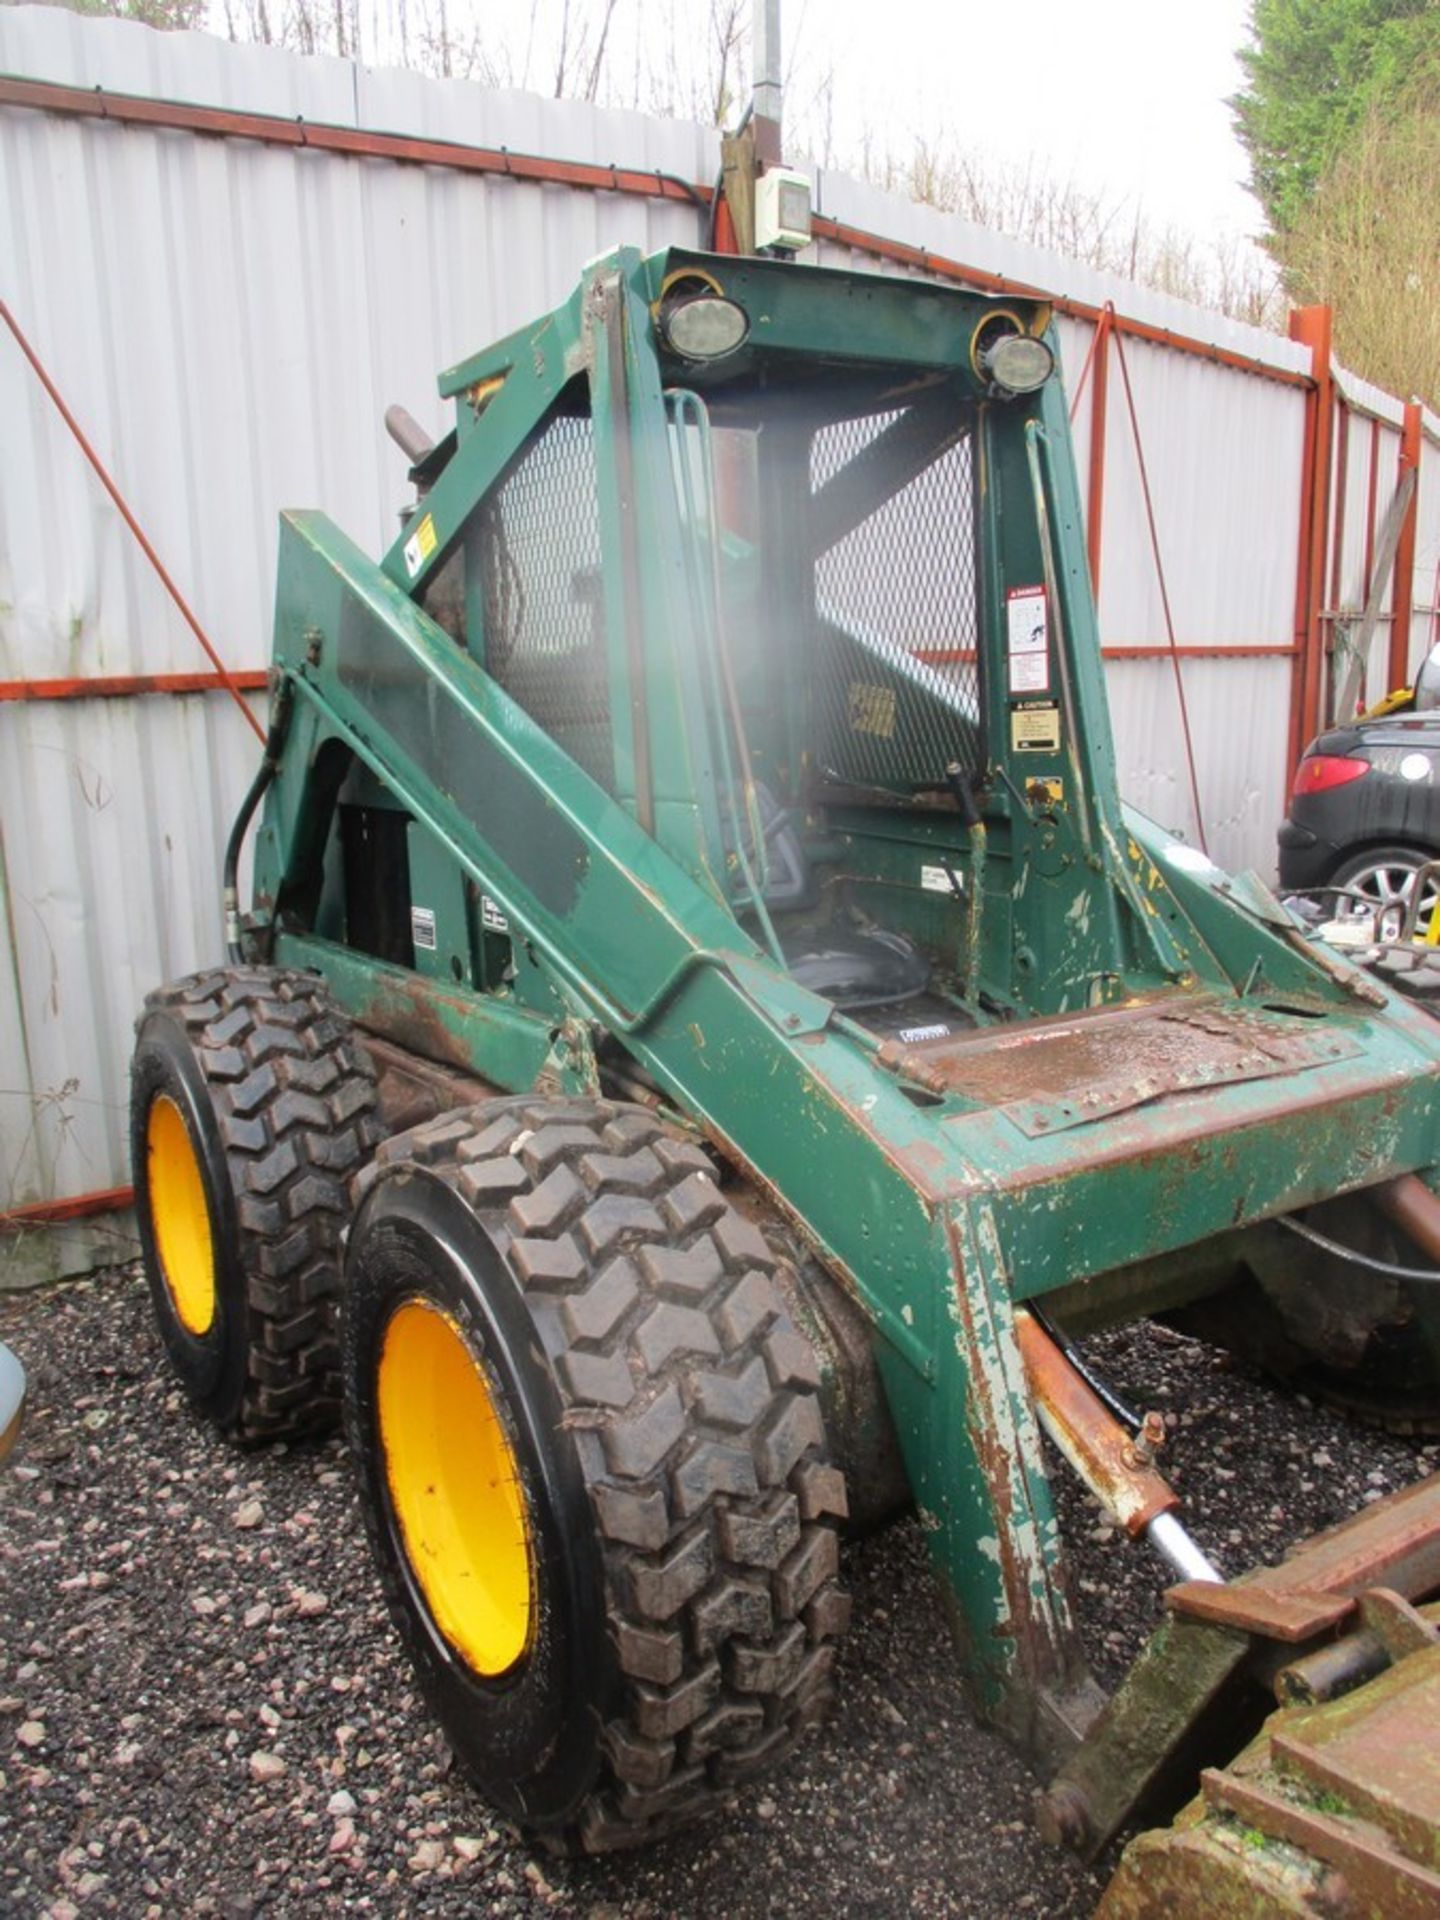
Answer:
[1329,844,1440,937]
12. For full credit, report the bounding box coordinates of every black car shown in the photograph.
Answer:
[1279,651,1440,928]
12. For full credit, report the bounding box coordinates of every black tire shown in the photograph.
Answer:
[342,1095,851,1853]
[1172,1192,1440,1435]
[1329,843,1440,935]
[130,966,381,1440]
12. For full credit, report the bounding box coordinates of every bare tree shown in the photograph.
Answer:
[874,133,1282,328]
[13,0,210,27]
[196,0,1279,329]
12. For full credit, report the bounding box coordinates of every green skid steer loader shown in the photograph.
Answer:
[130,246,1440,1909]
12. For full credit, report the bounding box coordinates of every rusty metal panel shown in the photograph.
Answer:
[881,996,1358,1130]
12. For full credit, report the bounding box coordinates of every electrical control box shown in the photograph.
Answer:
[754,166,813,253]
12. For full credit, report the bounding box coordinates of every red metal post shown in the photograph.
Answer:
[1287,306,1334,771]
[1286,361,1320,777]
[1389,401,1423,691]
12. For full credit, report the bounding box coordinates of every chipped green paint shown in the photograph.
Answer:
[243,243,1440,1756]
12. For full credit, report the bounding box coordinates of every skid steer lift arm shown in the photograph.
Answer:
[132,243,1440,1897]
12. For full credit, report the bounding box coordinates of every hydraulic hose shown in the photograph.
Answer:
[1029,1302,1143,1435]
[1278,1211,1440,1285]
[223,677,294,965]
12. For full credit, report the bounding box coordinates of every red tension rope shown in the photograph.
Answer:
[1109,323,1209,856]
[1,299,265,742]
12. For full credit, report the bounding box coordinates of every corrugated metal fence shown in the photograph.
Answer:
[2,6,1438,1266]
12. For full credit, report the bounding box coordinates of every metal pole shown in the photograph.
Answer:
[1145,1510,1221,1585]
[753,0,782,163]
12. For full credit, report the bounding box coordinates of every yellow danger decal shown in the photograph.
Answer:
[402,513,439,578]
[1011,703,1061,752]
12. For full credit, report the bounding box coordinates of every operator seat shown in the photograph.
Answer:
[731,784,932,1012]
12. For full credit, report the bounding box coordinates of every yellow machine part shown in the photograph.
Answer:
[1357,685,1416,720]
[146,1093,218,1337]
[377,1298,534,1678]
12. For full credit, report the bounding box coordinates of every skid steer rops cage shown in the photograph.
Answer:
[131,246,1440,1906]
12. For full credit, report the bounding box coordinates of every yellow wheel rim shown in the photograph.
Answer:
[378,1298,534,1678]
[146,1093,217,1337]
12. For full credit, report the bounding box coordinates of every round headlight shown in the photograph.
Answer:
[983,332,1054,394]
[660,294,749,361]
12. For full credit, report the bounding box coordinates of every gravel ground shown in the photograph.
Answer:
[1,1267,1435,1920]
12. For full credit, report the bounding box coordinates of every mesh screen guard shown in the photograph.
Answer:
[810,405,983,793]
[477,411,613,792]
[471,387,985,817]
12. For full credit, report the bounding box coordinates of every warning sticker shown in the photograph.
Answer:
[1009,652,1050,695]
[897,1021,952,1045]
[1006,584,1049,694]
[1011,702,1062,753]
[921,864,963,894]
[402,512,438,577]
[410,905,438,951]
[1007,585,1048,653]
[480,894,510,933]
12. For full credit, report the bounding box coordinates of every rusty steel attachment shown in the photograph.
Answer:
[1276,1591,1440,1706]
[1099,1638,1440,1918]
[1040,1472,1440,1883]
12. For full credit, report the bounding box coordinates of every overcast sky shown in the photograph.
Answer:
[282,0,1265,254]
[789,0,1262,246]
